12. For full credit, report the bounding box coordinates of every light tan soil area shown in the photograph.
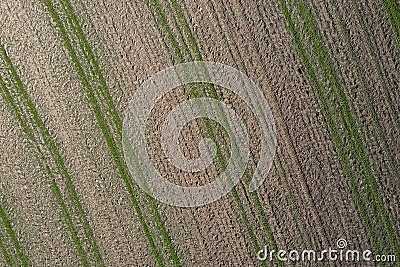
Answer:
[0,0,399,266]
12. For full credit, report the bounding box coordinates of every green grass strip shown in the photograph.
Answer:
[43,1,164,265]
[59,0,122,138]
[47,1,177,266]
[1,43,98,266]
[43,1,183,266]
[275,0,381,252]
[278,0,400,257]
[0,203,29,266]
[0,45,90,266]
[61,0,182,264]
[381,0,400,44]
[0,227,13,266]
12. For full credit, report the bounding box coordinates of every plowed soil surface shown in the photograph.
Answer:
[0,0,399,266]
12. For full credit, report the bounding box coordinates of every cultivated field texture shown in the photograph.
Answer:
[0,0,399,266]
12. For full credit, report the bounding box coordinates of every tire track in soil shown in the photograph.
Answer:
[43,0,183,265]
[43,0,165,265]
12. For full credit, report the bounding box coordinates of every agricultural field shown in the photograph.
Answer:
[0,0,399,266]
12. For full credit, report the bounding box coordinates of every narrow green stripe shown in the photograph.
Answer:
[62,0,182,262]
[0,227,14,266]
[168,0,203,61]
[277,0,380,252]
[0,203,29,267]
[381,0,400,44]
[59,0,122,137]
[47,1,171,265]
[320,0,400,198]
[295,0,400,256]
